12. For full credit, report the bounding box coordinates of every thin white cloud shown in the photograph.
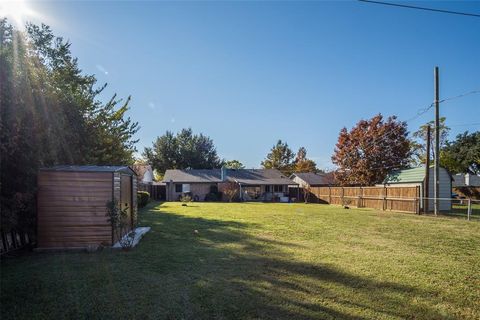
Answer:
[148,102,155,109]
[170,117,175,123]
[96,64,108,75]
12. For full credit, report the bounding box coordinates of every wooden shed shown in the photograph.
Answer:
[37,166,137,249]
[382,166,452,212]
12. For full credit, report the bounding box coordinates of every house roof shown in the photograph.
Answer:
[163,168,296,185]
[290,172,328,185]
[163,169,223,183]
[383,166,452,184]
[228,169,295,185]
[131,164,152,180]
[40,165,136,175]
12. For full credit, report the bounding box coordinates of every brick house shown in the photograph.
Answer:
[163,168,297,202]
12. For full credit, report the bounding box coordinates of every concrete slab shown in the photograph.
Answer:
[112,226,151,249]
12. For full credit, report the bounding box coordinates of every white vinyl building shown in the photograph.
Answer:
[453,173,480,187]
[382,166,452,212]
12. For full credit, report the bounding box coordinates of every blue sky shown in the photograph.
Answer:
[7,0,480,168]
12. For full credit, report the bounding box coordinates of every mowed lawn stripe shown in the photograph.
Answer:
[1,202,479,319]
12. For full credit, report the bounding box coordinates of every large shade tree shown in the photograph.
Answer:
[441,131,480,174]
[261,140,295,176]
[332,114,412,186]
[144,128,222,174]
[0,20,139,234]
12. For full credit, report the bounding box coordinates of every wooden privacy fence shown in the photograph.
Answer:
[138,183,166,201]
[292,186,421,213]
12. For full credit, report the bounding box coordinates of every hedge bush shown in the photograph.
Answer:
[204,191,223,202]
[204,192,218,202]
[137,191,150,208]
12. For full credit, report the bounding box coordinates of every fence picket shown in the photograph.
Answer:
[291,186,420,213]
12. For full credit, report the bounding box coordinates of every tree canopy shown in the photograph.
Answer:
[261,140,296,176]
[411,117,450,165]
[331,114,412,186]
[294,147,318,173]
[441,131,480,174]
[0,20,139,233]
[224,160,245,169]
[144,128,222,174]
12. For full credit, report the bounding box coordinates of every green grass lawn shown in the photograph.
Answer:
[1,202,480,320]
[450,203,480,221]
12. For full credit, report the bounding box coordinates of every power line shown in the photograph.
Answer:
[448,122,480,127]
[439,89,480,104]
[337,87,480,156]
[358,0,480,18]
[333,86,480,173]
[404,87,480,124]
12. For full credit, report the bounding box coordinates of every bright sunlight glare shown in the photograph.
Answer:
[0,0,37,28]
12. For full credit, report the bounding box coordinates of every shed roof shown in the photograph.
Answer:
[383,166,452,184]
[384,167,425,184]
[40,165,136,175]
[290,172,328,185]
[163,168,296,185]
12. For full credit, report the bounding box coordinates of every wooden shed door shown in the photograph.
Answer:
[120,174,132,230]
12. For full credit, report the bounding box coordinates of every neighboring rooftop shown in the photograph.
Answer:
[163,169,223,183]
[453,173,480,187]
[228,169,295,185]
[132,164,153,180]
[291,172,328,186]
[40,165,136,174]
[163,168,296,185]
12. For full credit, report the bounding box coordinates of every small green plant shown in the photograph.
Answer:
[180,194,192,204]
[342,198,352,209]
[106,199,135,250]
[137,191,150,208]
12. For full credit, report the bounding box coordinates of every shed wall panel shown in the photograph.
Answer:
[37,171,113,248]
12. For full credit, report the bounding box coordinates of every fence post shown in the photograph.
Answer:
[328,187,332,204]
[341,187,345,206]
[357,187,362,208]
[416,186,420,214]
[383,187,386,211]
[467,198,471,221]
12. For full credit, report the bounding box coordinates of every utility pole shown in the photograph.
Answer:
[434,67,440,216]
[424,125,430,213]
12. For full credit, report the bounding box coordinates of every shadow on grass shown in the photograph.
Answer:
[0,202,453,320]
[134,203,448,320]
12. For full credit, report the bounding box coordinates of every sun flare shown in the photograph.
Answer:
[0,0,36,27]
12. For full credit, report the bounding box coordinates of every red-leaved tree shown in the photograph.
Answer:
[331,114,412,186]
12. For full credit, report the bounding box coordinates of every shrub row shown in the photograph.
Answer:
[137,191,150,208]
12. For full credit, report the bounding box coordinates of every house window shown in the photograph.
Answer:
[274,185,283,192]
[265,185,271,192]
[182,184,191,193]
[175,184,182,192]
